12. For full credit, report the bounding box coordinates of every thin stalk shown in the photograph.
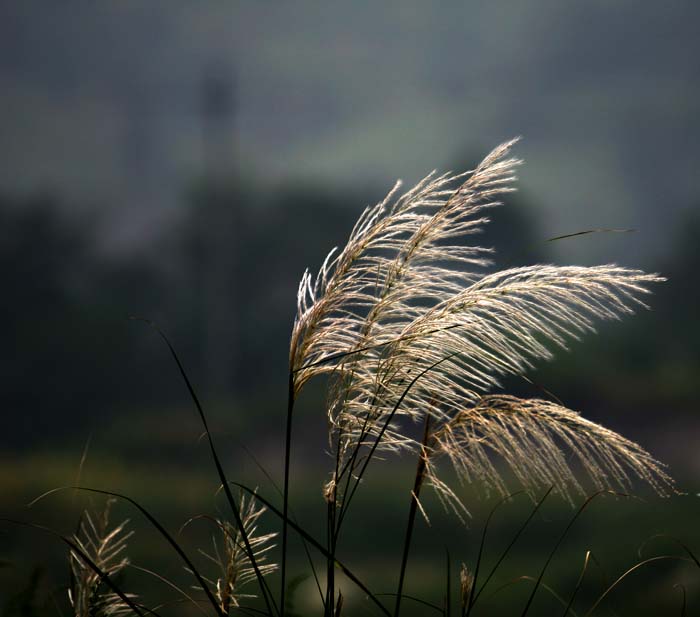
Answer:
[561,551,591,617]
[335,591,344,617]
[468,488,549,614]
[334,390,378,536]
[138,320,277,616]
[338,351,462,531]
[637,534,700,570]
[520,490,625,617]
[376,594,443,614]
[2,518,151,617]
[63,487,224,616]
[281,371,295,617]
[394,413,433,617]
[302,525,326,613]
[327,400,346,617]
[583,556,691,617]
[233,483,391,617]
[674,584,687,617]
[326,499,336,617]
[238,440,326,611]
[327,424,346,617]
[483,576,576,615]
[129,564,209,617]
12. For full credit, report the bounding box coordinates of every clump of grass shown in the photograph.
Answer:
[285,138,673,615]
[10,139,693,617]
[290,138,670,510]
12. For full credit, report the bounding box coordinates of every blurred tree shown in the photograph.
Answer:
[0,195,169,447]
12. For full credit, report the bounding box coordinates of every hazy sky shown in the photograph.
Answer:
[2,1,698,260]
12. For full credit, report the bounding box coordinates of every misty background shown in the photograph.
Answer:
[1,2,699,614]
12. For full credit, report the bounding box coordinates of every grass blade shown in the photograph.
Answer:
[339,351,462,529]
[546,228,634,242]
[135,318,278,617]
[583,556,692,617]
[638,534,700,571]
[129,564,209,617]
[233,482,391,617]
[394,413,432,617]
[281,372,295,617]
[237,438,326,611]
[674,583,687,617]
[520,490,626,617]
[468,488,550,614]
[31,486,226,616]
[377,594,443,614]
[484,576,578,616]
[561,550,591,617]
[1,518,151,617]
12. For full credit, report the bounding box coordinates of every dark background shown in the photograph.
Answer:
[1,2,698,615]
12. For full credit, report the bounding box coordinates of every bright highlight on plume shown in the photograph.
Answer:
[289,139,672,515]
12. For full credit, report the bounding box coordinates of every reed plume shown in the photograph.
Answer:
[289,138,671,514]
[68,499,136,617]
[199,493,278,613]
[459,562,474,614]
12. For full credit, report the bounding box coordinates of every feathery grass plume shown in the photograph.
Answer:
[68,499,136,617]
[425,395,671,513]
[291,140,517,390]
[290,138,672,513]
[198,493,277,613]
[459,562,474,614]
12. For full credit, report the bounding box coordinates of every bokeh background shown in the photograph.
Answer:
[1,2,699,615]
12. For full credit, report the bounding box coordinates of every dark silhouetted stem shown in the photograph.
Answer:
[394,414,432,617]
[137,320,277,616]
[326,498,337,616]
[234,482,391,616]
[281,371,295,617]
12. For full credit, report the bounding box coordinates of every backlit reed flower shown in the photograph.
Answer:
[290,139,672,514]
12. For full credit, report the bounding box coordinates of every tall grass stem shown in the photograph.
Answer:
[394,414,432,617]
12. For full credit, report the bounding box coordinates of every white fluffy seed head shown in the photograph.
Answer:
[289,139,672,513]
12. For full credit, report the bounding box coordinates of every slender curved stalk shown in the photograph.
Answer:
[376,593,443,614]
[674,583,687,617]
[135,319,278,616]
[129,564,209,617]
[237,439,326,610]
[337,351,462,530]
[281,371,295,617]
[637,534,700,570]
[394,414,432,617]
[520,491,625,617]
[583,556,692,617]
[2,518,152,617]
[561,551,592,617]
[326,498,336,617]
[31,487,225,617]
[468,488,549,613]
[233,483,391,617]
[484,576,577,616]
